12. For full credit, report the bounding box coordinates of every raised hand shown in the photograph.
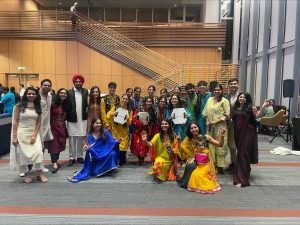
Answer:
[141,131,147,142]
[116,137,123,143]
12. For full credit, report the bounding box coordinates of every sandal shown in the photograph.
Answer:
[24,175,32,183]
[37,174,48,183]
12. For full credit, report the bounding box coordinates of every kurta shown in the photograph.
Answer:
[17,109,43,165]
[232,108,258,187]
[196,92,211,134]
[148,133,179,181]
[107,106,132,151]
[68,130,119,183]
[202,97,230,167]
[46,104,68,154]
[40,92,53,142]
[87,103,102,132]
[67,89,87,136]
[165,107,192,140]
[186,93,198,121]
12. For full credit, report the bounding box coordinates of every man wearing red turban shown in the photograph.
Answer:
[66,74,89,166]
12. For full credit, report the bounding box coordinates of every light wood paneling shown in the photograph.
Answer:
[89,50,101,75]
[111,59,123,76]
[55,41,67,75]
[43,40,55,75]
[175,48,186,64]
[8,39,21,73]
[32,40,45,73]
[100,55,111,76]
[66,40,79,75]
[21,40,33,73]
[0,39,9,73]
[78,42,90,75]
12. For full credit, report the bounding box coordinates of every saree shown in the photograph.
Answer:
[68,130,119,183]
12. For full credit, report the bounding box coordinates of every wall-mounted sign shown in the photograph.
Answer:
[17,66,26,72]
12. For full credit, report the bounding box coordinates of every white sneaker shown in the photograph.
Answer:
[42,168,49,173]
[19,173,25,177]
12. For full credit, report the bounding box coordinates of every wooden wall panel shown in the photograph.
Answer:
[186,48,196,63]
[78,42,90,75]
[66,40,79,75]
[55,41,67,75]
[89,50,101,75]
[43,40,55,75]
[8,39,21,73]
[21,40,33,73]
[111,59,123,76]
[89,75,102,90]
[175,48,186,64]
[0,39,9,73]
[32,40,45,73]
[195,48,206,63]
[100,55,111,76]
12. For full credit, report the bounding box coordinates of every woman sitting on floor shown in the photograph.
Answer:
[177,122,225,194]
[142,119,180,183]
[68,118,120,183]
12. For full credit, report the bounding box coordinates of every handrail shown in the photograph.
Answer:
[0,11,237,90]
[0,10,178,81]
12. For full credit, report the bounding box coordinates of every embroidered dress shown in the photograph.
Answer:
[107,106,132,151]
[46,104,68,154]
[87,103,102,132]
[202,97,230,167]
[178,136,221,194]
[68,130,119,183]
[165,107,192,140]
[148,133,179,181]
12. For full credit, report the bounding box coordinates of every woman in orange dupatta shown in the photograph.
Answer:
[177,122,225,194]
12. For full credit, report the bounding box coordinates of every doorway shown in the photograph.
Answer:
[5,73,39,91]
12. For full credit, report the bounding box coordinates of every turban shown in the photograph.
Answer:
[72,74,85,84]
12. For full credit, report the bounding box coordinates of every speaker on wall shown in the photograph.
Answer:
[283,79,295,98]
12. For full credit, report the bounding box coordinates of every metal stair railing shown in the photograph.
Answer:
[0,10,178,83]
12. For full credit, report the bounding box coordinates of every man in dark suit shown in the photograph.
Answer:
[67,74,89,166]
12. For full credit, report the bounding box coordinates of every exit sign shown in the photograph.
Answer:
[17,66,26,72]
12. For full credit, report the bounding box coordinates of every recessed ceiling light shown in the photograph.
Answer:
[58,2,62,5]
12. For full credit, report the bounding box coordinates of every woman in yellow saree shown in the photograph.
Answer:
[142,119,180,183]
[177,122,225,194]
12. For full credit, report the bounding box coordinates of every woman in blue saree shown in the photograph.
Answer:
[68,118,120,183]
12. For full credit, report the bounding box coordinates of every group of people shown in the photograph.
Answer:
[9,74,270,193]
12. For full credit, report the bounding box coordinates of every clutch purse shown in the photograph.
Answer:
[195,153,208,164]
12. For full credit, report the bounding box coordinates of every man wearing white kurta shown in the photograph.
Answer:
[40,79,53,173]
[67,74,89,166]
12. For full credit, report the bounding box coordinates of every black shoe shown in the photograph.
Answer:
[51,167,59,174]
[77,157,84,164]
[67,159,75,167]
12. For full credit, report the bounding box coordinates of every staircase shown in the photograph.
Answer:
[0,11,239,90]
[0,10,178,88]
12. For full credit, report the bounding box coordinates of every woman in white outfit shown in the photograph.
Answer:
[11,87,48,183]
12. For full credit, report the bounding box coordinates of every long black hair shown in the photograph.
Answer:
[141,96,157,126]
[89,117,106,142]
[233,92,256,124]
[186,121,201,139]
[159,119,174,143]
[167,94,183,111]
[54,88,71,112]
[89,86,101,105]
[19,87,42,114]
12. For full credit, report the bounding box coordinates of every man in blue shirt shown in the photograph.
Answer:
[1,87,15,116]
